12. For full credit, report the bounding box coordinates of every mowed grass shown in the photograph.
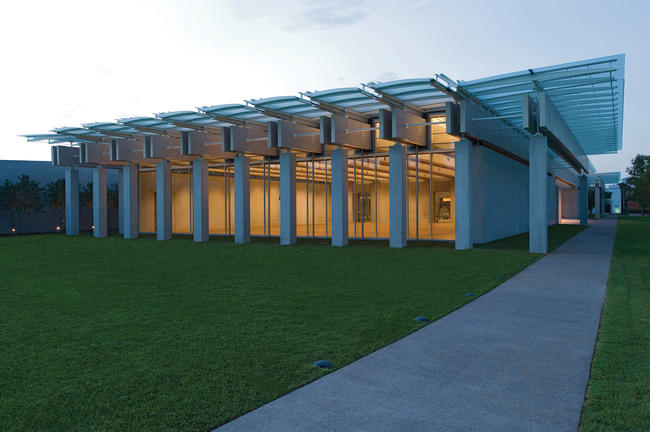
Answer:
[1,225,584,431]
[580,216,650,432]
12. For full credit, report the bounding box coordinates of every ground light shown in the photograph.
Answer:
[313,360,335,369]
[415,316,429,322]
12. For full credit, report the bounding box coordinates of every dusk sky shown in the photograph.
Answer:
[1,0,648,175]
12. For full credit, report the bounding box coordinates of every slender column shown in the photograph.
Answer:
[156,161,172,240]
[389,143,407,248]
[331,148,348,246]
[122,163,139,239]
[118,171,124,235]
[594,183,601,219]
[579,175,588,225]
[553,185,561,225]
[192,158,209,242]
[92,166,107,238]
[454,138,473,250]
[529,134,548,253]
[64,166,79,235]
[280,151,296,245]
[234,155,250,244]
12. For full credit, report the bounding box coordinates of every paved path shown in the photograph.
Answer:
[215,219,617,432]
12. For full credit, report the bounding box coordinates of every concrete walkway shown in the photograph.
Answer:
[215,219,617,432]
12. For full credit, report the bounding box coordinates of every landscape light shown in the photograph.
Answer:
[56,226,61,231]
[11,227,16,233]
[91,225,95,229]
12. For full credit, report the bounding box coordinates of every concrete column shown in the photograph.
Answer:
[579,175,588,225]
[118,171,124,235]
[595,184,601,219]
[234,155,250,244]
[389,143,407,248]
[64,166,79,235]
[529,134,548,253]
[454,138,473,250]
[122,163,139,239]
[92,166,107,238]
[331,148,348,246]
[280,151,296,245]
[192,158,209,242]
[156,161,172,240]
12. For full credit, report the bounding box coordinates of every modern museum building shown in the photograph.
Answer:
[26,55,625,253]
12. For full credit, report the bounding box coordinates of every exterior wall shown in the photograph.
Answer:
[0,160,118,235]
[472,146,529,244]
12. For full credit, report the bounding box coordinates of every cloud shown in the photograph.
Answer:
[371,71,399,83]
[228,0,382,32]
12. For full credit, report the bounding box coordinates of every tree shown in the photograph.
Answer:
[44,178,66,229]
[626,154,650,215]
[635,168,650,215]
[619,181,632,213]
[626,154,650,184]
[79,182,119,209]
[80,182,93,209]
[107,182,119,209]
[0,175,44,233]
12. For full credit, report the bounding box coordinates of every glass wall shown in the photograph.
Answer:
[250,160,280,237]
[137,114,458,242]
[407,152,455,241]
[296,158,331,238]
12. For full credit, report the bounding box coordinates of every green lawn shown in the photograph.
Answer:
[1,225,583,432]
[580,216,650,431]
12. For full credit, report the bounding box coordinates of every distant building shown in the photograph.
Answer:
[605,184,622,214]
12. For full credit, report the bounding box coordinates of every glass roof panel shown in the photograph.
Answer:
[366,78,455,110]
[303,88,389,116]
[156,111,231,128]
[199,104,277,124]
[248,96,330,119]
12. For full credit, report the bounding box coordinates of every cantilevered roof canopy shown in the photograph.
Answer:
[25,54,624,175]
[457,54,624,156]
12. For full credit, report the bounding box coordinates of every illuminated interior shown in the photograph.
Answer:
[137,117,458,241]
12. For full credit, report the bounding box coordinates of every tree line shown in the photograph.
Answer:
[0,175,118,233]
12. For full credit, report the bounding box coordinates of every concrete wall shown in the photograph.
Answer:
[472,146,529,244]
[0,160,118,235]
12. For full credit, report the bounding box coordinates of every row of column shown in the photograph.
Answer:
[63,144,412,247]
[454,135,589,254]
